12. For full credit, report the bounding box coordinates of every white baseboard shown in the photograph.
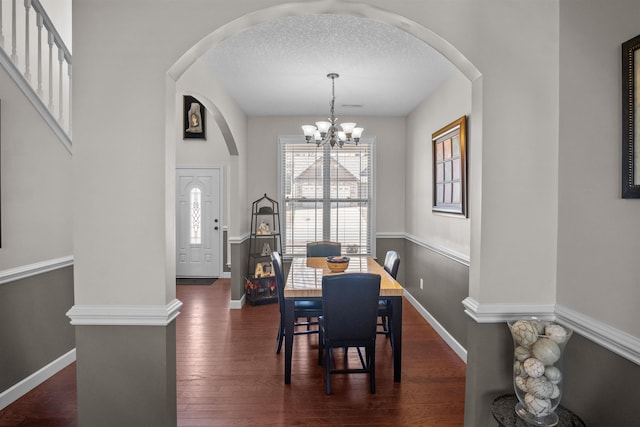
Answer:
[230,292,245,309]
[0,349,76,411]
[404,290,467,363]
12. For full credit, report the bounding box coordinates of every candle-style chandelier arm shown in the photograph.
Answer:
[301,73,363,148]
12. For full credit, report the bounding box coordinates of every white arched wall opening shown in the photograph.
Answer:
[164,0,483,299]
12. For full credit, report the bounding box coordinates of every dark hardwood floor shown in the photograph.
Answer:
[0,279,466,426]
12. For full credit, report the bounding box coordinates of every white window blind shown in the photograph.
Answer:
[278,136,375,256]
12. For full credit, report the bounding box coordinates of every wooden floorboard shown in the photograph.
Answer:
[0,279,466,426]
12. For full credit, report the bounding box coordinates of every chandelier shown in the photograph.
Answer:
[301,73,364,148]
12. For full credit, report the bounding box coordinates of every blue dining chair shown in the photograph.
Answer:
[306,241,341,257]
[271,251,323,354]
[318,272,381,395]
[378,251,400,346]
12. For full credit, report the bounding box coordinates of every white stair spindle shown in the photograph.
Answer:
[47,30,54,111]
[36,12,43,96]
[11,0,18,62]
[24,0,32,82]
[58,46,64,125]
[67,64,72,136]
[0,0,5,49]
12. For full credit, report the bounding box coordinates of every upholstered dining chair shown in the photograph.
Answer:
[318,273,381,395]
[306,241,341,257]
[378,251,400,345]
[271,251,323,354]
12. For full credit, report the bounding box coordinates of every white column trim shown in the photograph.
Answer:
[66,299,183,326]
[0,255,74,285]
[463,297,640,366]
[461,297,555,323]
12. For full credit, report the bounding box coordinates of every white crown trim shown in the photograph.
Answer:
[66,299,183,326]
[463,297,640,365]
[0,256,74,285]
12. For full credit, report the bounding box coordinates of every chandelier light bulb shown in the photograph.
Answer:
[302,73,364,148]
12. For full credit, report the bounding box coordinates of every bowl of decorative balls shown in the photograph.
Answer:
[326,256,350,273]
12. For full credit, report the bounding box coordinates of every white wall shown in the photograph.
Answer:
[558,0,640,336]
[0,66,73,270]
[72,0,560,313]
[406,70,471,257]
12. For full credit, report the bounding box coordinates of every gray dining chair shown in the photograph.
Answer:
[271,251,323,354]
[378,251,400,346]
[318,272,381,395]
[306,241,341,257]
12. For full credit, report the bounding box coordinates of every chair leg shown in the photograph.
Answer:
[276,323,284,354]
[369,343,376,394]
[325,347,332,395]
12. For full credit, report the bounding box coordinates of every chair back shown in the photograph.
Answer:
[271,251,286,316]
[383,251,400,279]
[321,273,381,343]
[306,241,341,257]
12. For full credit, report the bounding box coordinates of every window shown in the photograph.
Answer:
[279,136,375,256]
[190,187,202,245]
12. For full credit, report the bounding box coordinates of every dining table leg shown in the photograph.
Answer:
[284,298,295,384]
[389,296,402,382]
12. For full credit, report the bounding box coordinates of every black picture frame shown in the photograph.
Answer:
[622,35,640,198]
[183,95,206,140]
[432,115,467,216]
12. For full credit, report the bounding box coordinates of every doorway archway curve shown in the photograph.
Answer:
[168,1,480,83]
[165,0,483,299]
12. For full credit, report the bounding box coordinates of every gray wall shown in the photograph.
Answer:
[0,267,75,391]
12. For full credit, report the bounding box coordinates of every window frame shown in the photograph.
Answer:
[277,135,376,258]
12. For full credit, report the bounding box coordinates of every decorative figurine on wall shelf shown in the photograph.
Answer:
[256,220,270,235]
[261,243,272,256]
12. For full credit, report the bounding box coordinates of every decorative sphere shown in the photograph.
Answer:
[523,358,545,378]
[515,375,528,392]
[514,346,531,362]
[531,319,547,335]
[525,393,552,416]
[526,377,554,399]
[545,324,568,344]
[532,338,561,365]
[550,383,561,399]
[544,366,562,384]
[514,361,525,377]
[511,320,539,347]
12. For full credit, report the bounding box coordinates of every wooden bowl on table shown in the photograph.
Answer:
[326,256,350,273]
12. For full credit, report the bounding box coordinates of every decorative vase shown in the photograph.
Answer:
[508,318,572,426]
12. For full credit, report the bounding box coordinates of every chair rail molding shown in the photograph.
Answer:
[0,255,73,285]
[463,297,640,366]
[66,299,183,326]
[404,232,470,267]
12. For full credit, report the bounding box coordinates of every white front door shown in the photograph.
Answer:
[176,168,222,277]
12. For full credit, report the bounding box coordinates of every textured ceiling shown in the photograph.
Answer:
[201,14,455,117]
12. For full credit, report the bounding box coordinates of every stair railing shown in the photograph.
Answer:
[0,0,72,152]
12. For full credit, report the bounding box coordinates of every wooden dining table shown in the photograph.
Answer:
[283,256,404,384]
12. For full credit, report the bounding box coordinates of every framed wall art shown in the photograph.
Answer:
[183,95,206,140]
[432,115,467,216]
[622,35,640,198]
